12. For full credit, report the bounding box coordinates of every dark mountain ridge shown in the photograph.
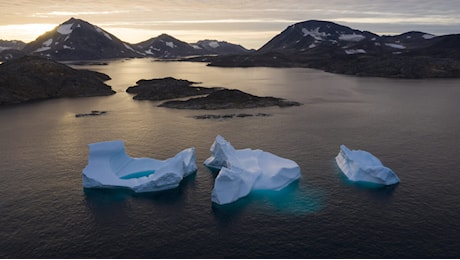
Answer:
[2,18,252,61]
[202,20,460,78]
[21,18,142,60]
[2,18,460,78]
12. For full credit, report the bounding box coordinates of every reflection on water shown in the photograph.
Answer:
[212,180,324,227]
[84,172,197,207]
[1,59,460,258]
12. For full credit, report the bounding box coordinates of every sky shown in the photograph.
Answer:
[1,0,459,49]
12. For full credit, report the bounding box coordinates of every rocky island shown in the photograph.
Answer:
[127,77,301,110]
[126,77,221,100]
[159,89,301,109]
[0,56,115,105]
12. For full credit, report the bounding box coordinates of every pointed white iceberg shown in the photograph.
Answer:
[205,135,301,205]
[335,145,400,185]
[83,140,197,192]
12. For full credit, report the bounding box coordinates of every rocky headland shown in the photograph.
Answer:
[0,56,115,105]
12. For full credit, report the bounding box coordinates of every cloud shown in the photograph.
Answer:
[1,0,459,48]
[32,10,129,18]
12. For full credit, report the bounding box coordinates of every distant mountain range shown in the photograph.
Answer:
[199,20,460,78]
[1,18,460,78]
[136,34,252,58]
[0,17,253,61]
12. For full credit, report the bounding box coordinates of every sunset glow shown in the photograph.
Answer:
[1,0,459,49]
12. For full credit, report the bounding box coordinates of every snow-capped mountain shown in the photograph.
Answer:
[135,34,198,58]
[135,34,252,58]
[259,20,378,54]
[257,20,445,56]
[22,18,142,60]
[2,18,251,61]
[190,40,253,55]
[205,20,460,78]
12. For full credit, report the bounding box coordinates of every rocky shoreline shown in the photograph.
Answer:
[192,113,271,120]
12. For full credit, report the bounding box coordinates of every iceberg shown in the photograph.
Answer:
[83,140,197,192]
[335,145,400,185]
[204,135,301,205]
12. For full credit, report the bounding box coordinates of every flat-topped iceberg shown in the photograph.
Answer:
[204,135,301,205]
[83,140,197,192]
[335,145,400,185]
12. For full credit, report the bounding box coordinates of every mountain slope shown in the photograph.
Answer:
[0,40,27,61]
[0,40,26,51]
[22,18,143,60]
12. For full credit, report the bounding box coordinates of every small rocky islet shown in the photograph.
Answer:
[126,77,302,110]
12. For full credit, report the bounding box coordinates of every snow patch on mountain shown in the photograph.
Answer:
[123,43,135,52]
[57,23,73,35]
[94,26,112,40]
[302,27,327,40]
[345,49,366,54]
[166,41,176,48]
[339,33,366,42]
[423,34,436,39]
[385,43,406,49]
[33,47,51,52]
[208,41,220,48]
[43,38,53,47]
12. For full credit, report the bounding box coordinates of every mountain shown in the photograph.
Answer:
[135,34,198,58]
[0,40,26,51]
[21,17,143,60]
[257,20,443,56]
[0,56,115,105]
[203,20,460,78]
[0,40,27,61]
[1,18,251,61]
[190,40,254,55]
[135,34,252,58]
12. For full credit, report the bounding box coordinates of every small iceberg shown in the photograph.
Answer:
[83,140,197,192]
[335,145,400,185]
[204,135,301,205]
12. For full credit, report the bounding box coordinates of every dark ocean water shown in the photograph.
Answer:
[1,59,459,258]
